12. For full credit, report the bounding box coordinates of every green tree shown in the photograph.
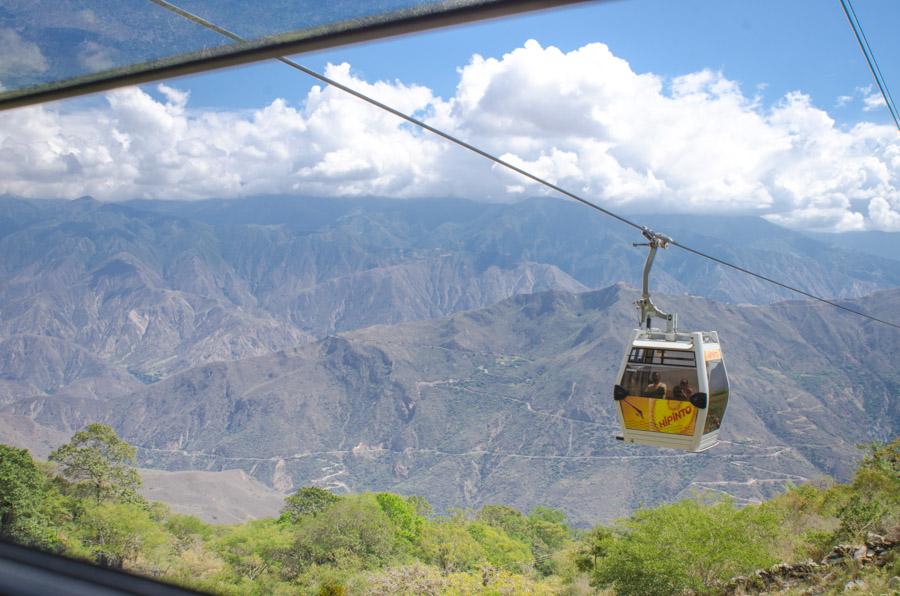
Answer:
[593,497,779,596]
[375,493,424,545]
[165,512,213,555]
[75,501,169,569]
[0,445,62,548]
[476,504,571,575]
[291,497,397,570]
[467,521,533,572]
[49,423,142,504]
[528,506,568,526]
[573,526,613,573]
[421,521,487,573]
[280,486,340,524]
[528,506,570,576]
[215,519,294,583]
[406,495,433,518]
[477,504,530,541]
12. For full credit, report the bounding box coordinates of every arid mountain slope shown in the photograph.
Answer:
[0,334,139,403]
[0,197,596,381]
[98,285,899,525]
[139,468,284,525]
[0,196,897,525]
[1,195,897,381]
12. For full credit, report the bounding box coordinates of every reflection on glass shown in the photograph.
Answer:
[703,359,729,433]
[0,0,500,102]
[619,360,699,401]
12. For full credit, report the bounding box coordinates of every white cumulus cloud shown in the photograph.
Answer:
[0,28,48,77]
[862,90,887,112]
[0,40,899,231]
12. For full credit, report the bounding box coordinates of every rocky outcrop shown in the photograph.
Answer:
[723,528,899,594]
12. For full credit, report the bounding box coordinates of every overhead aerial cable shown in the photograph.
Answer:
[839,0,900,131]
[150,0,900,331]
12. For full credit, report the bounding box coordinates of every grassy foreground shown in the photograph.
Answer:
[1,425,897,595]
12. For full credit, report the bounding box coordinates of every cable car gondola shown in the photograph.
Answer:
[614,230,730,452]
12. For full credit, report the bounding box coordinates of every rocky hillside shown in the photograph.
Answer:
[18,284,885,525]
[1,194,897,382]
[0,195,897,525]
[0,196,596,381]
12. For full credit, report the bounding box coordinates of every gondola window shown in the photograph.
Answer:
[703,359,730,433]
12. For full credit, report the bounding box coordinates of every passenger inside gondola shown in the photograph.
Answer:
[673,378,693,401]
[644,372,667,398]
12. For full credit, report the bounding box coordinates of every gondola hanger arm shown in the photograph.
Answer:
[634,228,677,333]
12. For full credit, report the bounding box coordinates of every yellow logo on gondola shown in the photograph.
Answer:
[704,349,722,361]
[653,399,696,435]
[620,396,697,436]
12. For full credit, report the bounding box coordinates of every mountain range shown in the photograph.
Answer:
[0,195,897,524]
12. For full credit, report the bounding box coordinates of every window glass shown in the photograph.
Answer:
[619,359,699,401]
[703,359,729,433]
[0,0,489,107]
[617,358,700,436]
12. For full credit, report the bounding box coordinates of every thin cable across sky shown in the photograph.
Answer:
[150,0,900,331]
[839,0,900,131]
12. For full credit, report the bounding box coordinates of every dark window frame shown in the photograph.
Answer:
[628,347,696,368]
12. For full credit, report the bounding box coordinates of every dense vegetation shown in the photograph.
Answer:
[1,425,897,595]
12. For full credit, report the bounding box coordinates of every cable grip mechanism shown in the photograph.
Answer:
[633,227,677,333]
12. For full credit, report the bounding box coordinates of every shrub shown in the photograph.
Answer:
[593,497,779,596]
[280,486,340,524]
[467,522,533,572]
[375,493,425,545]
[0,445,64,549]
[75,501,169,570]
[291,497,397,570]
[421,521,487,573]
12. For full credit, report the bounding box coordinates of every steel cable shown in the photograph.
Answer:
[839,0,900,130]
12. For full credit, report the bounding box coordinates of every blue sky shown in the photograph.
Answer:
[164,0,899,127]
